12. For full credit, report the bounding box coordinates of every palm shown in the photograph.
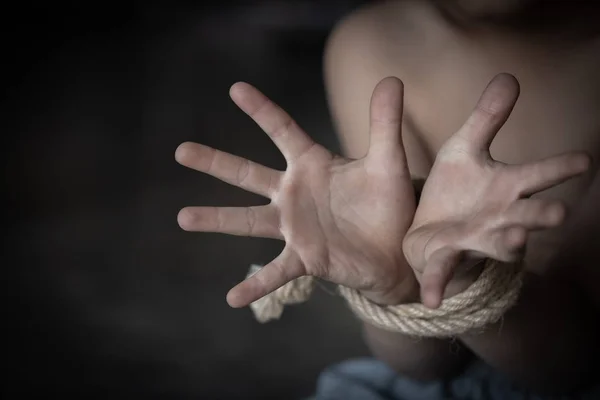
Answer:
[176,78,416,307]
[402,74,591,308]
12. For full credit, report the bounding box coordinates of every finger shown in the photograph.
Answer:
[481,226,528,262]
[175,142,281,198]
[367,77,409,171]
[227,247,305,308]
[178,205,282,239]
[229,82,316,162]
[455,73,520,155]
[498,199,567,230]
[421,247,464,309]
[502,226,529,252]
[510,151,591,197]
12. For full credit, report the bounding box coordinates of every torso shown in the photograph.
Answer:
[376,1,600,163]
[329,0,600,277]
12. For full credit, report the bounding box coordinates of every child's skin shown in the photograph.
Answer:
[176,0,600,395]
[322,0,600,392]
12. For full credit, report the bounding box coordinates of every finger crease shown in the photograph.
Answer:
[250,98,272,119]
[206,147,218,175]
[246,207,257,235]
[237,158,251,187]
[215,207,224,231]
[267,173,278,197]
[272,116,294,139]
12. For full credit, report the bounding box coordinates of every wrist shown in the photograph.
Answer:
[405,256,486,302]
[358,177,425,306]
[340,259,524,338]
[359,270,420,306]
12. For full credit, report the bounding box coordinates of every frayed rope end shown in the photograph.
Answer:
[246,264,316,323]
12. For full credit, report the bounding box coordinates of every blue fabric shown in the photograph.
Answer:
[311,358,599,400]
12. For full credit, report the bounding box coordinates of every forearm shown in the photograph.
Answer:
[363,322,472,381]
[459,271,600,394]
[357,259,472,381]
[358,266,473,382]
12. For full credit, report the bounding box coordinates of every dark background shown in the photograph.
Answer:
[5,1,372,398]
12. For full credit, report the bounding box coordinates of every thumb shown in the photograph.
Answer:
[450,73,519,157]
[226,247,304,308]
[366,77,409,172]
[420,246,464,309]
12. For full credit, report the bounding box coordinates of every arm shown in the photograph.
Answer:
[459,268,599,394]
[323,9,471,381]
[176,62,469,381]
[458,169,600,394]
[554,168,600,309]
[399,73,600,394]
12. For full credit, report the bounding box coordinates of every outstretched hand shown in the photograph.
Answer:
[402,73,591,309]
[176,78,418,307]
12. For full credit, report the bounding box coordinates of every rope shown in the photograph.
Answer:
[246,259,523,337]
[246,265,316,323]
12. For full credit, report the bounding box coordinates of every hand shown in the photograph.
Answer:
[402,73,591,308]
[176,77,419,307]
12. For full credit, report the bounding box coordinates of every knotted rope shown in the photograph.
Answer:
[246,259,523,337]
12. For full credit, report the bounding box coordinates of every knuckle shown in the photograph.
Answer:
[269,260,286,281]
[215,207,224,231]
[246,207,257,234]
[476,103,502,120]
[206,147,218,174]
[236,158,251,186]
[250,269,270,295]
[273,116,295,139]
[267,172,278,196]
[269,256,296,287]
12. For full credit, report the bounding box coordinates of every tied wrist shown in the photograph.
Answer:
[246,259,523,338]
[339,259,523,338]
[358,271,420,306]
[246,177,428,322]
[244,178,523,337]
[441,260,486,300]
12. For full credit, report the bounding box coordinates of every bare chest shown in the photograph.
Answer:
[376,2,600,163]
[377,7,600,273]
[405,45,600,164]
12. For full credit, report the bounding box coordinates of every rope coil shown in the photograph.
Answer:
[246,259,523,337]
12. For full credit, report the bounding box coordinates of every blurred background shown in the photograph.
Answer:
[5,1,372,398]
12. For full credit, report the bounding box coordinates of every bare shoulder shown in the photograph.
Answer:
[324,0,433,106]
[323,0,408,139]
